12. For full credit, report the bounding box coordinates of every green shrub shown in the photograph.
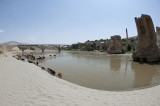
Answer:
[122,39,126,42]
[30,47,35,50]
[156,62,160,64]
[0,51,3,54]
[128,45,131,51]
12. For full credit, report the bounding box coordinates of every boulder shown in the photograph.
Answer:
[132,14,160,63]
[107,35,122,54]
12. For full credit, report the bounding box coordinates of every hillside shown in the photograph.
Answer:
[3,41,26,45]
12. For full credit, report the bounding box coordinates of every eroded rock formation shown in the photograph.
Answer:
[156,27,160,49]
[107,35,122,54]
[132,14,160,63]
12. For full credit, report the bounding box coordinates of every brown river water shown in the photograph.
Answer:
[25,50,160,91]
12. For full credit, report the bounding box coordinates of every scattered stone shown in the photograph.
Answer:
[28,59,33,63]
[41,67,45,70]
[47,68,56,76]
[36,62,38,66]
[132,14,160,63]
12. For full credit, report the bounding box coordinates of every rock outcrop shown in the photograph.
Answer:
[12,47,20,51]
[107,35,122,54]
[156,27,160,49]
[132,14,160,63]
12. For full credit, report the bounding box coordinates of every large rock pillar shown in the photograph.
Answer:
[156,27,160,49]
[132,14,160,63]
[107,35,122,54]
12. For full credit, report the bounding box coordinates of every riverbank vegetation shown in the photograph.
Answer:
[64,37,137,53]
[0,51,3,54]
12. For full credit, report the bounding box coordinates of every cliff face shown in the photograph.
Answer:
[132,14,160,63]
[107,35,122,54]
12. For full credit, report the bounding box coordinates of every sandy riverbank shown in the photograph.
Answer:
[0,53,160,106]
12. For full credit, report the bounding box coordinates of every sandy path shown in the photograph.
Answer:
[0,54,160,106]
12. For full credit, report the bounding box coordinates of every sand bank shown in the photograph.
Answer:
[0,53,160,106]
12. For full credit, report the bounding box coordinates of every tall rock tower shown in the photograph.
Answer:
[156,27,160,49]
[132,14,160,63]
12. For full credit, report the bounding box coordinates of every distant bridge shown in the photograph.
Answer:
[17,44,70,52]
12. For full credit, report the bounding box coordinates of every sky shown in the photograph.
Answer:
[0,0,160,44]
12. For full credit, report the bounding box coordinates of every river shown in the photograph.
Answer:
[26,50,160,91]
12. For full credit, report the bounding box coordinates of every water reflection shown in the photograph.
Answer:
[131,62,158,88]
[124,56,129,76]
[110,55,121,72]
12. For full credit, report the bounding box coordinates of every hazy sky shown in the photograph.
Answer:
[0,0,160,44]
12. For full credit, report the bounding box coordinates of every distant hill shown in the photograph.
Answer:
[3,41,26,45]
[2,41,68,46]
